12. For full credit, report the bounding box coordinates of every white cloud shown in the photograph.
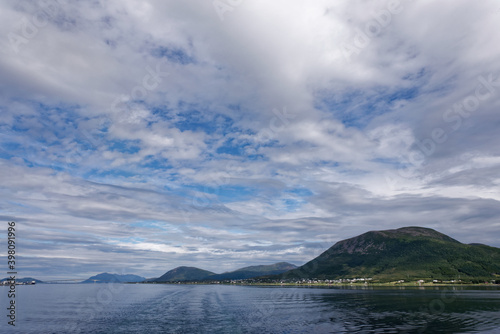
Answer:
[1,0,500,279]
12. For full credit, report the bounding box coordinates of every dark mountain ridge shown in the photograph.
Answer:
[153,266,216,282]
[82,273,145,283]
[153,262,297,282]
[205,262,297,281]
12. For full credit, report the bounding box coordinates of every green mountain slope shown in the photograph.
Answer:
[154,266,216,282]
[279,227,500,282]
[206,262,297,280]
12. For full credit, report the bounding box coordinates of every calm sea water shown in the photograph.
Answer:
[1,284,500,333]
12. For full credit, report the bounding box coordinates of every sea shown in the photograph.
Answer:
[1,284,500,333]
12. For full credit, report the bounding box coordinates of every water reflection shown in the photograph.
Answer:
[308,286,500,333]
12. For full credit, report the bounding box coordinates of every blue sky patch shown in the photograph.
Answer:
[285,187,314,197]
[108,139,141,154]
[174,109,235,135]
[151,46,195,65]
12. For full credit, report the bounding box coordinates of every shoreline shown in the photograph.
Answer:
[137,281,500,288]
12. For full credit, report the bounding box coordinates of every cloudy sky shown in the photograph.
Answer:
[1,0,500,280]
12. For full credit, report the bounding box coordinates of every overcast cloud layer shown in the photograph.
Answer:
[1,0,500,280]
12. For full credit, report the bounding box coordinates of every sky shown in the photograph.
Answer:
[0,0,500,280]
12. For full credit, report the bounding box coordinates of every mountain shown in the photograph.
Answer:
[278,226,500,282]
[153,266,216,282]
[82,273,146,283]
[0,277,43,284]
[205,262,297,280]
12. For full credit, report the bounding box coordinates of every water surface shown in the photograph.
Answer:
[1,284,500,333]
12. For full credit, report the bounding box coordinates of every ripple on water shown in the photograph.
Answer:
[2,285,500,334]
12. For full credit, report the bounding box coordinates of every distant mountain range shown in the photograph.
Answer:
[152,262,297,282]
[0,277,43,284]
[150,227,500,283]
[81,273,146,283]
[153,267,216,282]
[276,226,500,282]
[206,262,297,281]
[21,226,500,284]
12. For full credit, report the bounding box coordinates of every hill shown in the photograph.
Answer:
[278,226,500,282]
[82,273,145,283]
[206,262,297,280]
[0,277,43,284]
[153,266,216,282]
